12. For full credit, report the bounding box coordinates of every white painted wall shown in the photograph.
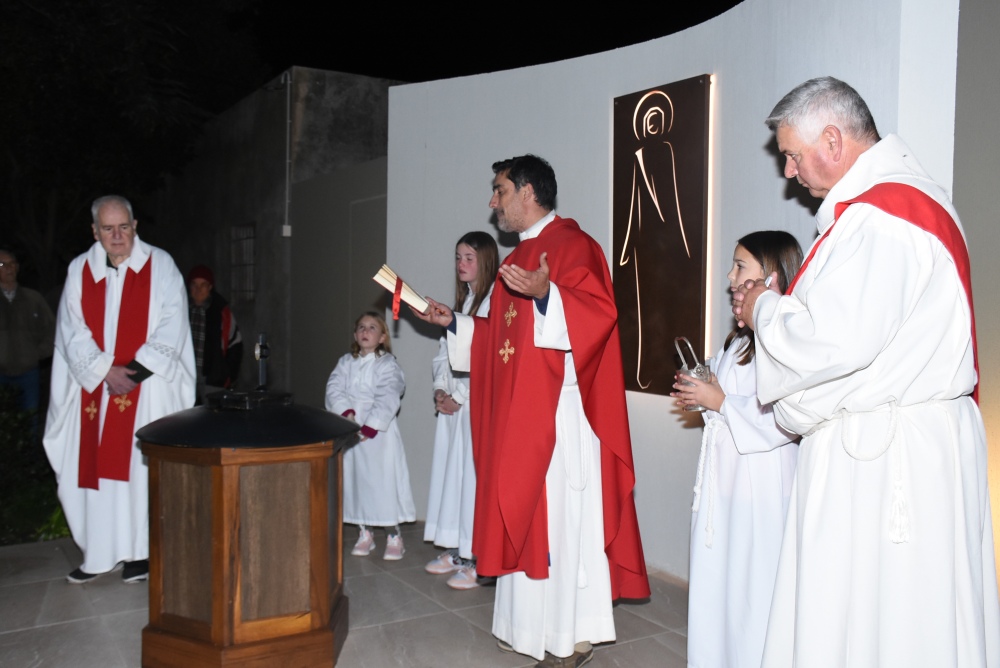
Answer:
[385,0,959,578]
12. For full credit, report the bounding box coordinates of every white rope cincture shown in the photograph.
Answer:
[564,388,591,493]
[886,402,910,543]
[838,400,909,544]
[693,417,724,548]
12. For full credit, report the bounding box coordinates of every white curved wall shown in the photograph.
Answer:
[386,0,960,578]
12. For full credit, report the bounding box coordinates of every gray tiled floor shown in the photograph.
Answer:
[0,524,688,667]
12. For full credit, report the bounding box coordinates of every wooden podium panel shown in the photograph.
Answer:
[141,442,348,667]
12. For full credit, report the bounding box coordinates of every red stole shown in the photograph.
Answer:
[787,182,978,402]
[78,258,151,489]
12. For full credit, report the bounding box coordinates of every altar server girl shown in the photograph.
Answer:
[423,231,498,589]
[326,311,415,560]
[672,231,802,668]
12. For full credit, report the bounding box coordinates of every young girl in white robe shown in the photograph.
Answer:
[423,231,497,589]
[326,311,415,560]
[672,231,802,668]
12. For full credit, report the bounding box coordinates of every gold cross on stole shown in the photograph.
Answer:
[504,303,517,326]
[499,339,515,364]
[85,400,98,420]
[114,395,133,413]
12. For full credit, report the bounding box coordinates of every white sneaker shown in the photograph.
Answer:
[446,565,480,590]
[425,550,461,574]
[383,534,405,560]
[351,529,375,556]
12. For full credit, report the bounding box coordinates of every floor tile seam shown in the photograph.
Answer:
[0,576,69,589]
[347,605,449,630]
[98,615,135,668]
[613,626,672,644]
[358,609,505,646]
[0,613,109,637]
[596,633,688,660]
[443,596,498,613]
[343,569,448,628]
[621,604,687,631]
[646,632,689,661]
[594,636,687,665]
[383,566,445,601]
[613,605,671,635]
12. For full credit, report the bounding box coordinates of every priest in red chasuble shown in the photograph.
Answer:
[415,155,648,665]
[44,195,195,585]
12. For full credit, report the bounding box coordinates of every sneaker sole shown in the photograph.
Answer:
[446,576,480,590]
[383,551,405,561]
[67,563,122,584]
[123,573,149,584]
[425,563,462,574]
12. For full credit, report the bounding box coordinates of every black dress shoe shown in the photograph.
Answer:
[122,559,149,583]
[66,568,99,584]
[536,644,594,668]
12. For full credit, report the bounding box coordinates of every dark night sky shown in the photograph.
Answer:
[0,0,743,290]
[252,3,745,86]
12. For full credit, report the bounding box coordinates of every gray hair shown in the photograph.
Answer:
[91,195,135,224]
[765,77,879,145]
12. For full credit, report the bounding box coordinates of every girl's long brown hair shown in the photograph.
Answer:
[453,231,499,315]
[724,231,803,365]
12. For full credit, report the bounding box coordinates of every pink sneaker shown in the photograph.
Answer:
[425,550,461,574]
[446,565,480,590]
[383,534,405,560]
[351,529,375,556]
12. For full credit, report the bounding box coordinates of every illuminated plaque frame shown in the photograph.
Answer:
[613,75,711,396]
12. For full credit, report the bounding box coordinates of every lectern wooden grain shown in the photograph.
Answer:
[137,394,357,668]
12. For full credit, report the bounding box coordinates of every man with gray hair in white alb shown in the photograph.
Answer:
[44,195,195,585]
[734,77,1000,666]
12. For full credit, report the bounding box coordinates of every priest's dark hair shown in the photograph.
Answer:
[453,231,499,316]
[724,230,803,366]
[351,311,391,358]
[492,154,557,211]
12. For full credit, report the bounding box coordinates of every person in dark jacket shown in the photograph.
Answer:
[0,248,55,412]
[188,265,242,403]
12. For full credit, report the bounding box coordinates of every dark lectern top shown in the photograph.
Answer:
[136,390,359,449]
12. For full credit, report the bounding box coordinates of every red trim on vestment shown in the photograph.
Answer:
[788,183,978,403]
[785,225,837,295]
[78,259,152,489]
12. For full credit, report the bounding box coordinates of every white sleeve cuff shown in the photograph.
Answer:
[533,284,571,350]
[448,313,474,372]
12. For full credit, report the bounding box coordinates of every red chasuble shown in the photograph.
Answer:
[469,217,650,600]
[78,259,151,489]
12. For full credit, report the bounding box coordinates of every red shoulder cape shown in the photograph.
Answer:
[469,217,650,599]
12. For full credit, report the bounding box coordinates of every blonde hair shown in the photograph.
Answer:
[350,311,391,358]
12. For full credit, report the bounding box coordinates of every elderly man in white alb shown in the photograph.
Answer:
[44,195,195,585]
[733,77,1000,666]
